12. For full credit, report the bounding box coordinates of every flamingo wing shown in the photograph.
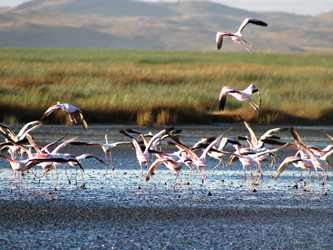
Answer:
[216,32,233,50]
[79,113,88,131]
[274,156,305,179]
[146,156,175,181]
[237,18,268,33]
[40,104,61,120]
[219,86,239,111]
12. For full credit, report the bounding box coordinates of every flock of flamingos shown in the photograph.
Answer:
[1,18,333,197]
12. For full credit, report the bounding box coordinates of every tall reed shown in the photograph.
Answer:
[0,49,332,125]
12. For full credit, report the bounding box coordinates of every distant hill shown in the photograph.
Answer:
[0,0,331,52]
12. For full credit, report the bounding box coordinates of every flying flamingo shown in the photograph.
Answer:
[0,120,42,159]
[119,127,174,189]
[219,84,261,111]
[0,146,83,195]
[167,127,233,195]
[290,127,333,194]
[146,154,192,197]
[40,102,88,130]
[273,155,311,186]
[238,116,288,149]
[216,18,268,52]
[231,143,288,187]
[24,133,80,192]
[192,137,241,182]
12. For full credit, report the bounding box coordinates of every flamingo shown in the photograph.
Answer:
[201,137,241,182]
[70,135,131,171]
[0,147,83,195]
[119,127,174,189]
[40,102,88,130]
[0,121,42,159]
[146,155,192,197]
[290,127,333,194]
[238,116,288,149]
[24,133,81,192]
[0,154,26,195]
[167,127,233,195]
[273,155,312,186]
[216,18,268,52]
[231,143,288,187]
[219,84,261,111]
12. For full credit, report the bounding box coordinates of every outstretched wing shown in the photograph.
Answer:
[40,104,61,120]
[216,32,233,50]
[237,18,268,33]
[219,86,238,111]
[146,156,175,181]
[274,156,305,179]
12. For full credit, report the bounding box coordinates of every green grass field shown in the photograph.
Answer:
[0,49,332,126]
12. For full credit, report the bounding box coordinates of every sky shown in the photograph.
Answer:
[0,0,332,16]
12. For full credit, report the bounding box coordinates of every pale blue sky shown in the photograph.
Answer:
[0,0,332,15]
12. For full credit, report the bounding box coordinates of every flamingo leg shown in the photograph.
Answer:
[109,151,114,171]
[39,170,48,184]
[186,163,194,185]
[104,152,108,174]
[172,172,178,191]
[75,166,78,186]
[138,162,143,189]
[243,39,254,48]
[10,171,16,194]
[164,170,172,185]
[240,166,247,187]
[312,167,320,182]
[303,170,311,186]
[212,159,222,172]
[246,100,260,111]
[239,41,251,52]
[19,172,23,196]
[178,172,182,197]
[204,178,212,196]
[220,160,226,182]
[299,168,303,181]
[80,167,84,187]
[52,166,58,194]
[62,164,71,185]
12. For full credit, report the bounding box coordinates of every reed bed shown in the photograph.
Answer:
[0,49,332,125]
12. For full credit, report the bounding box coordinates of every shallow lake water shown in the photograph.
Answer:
[1,123,333,208]
[1,123,333,249]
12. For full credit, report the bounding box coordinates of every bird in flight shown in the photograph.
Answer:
[40,102,88,130]
[216,18,268,52]
[219,84,261,111]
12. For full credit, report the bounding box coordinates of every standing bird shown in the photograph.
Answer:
[70,135,131,171]
[219,84,261,111]
[216,18,268,52]
[40,102,88,130]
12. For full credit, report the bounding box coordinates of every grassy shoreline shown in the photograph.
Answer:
[0,49,332,126]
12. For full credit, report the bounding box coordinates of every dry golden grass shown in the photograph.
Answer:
[0,49,332,125]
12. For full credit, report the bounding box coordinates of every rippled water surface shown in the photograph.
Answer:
[2,124,333,249]
[1,123,333,210]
